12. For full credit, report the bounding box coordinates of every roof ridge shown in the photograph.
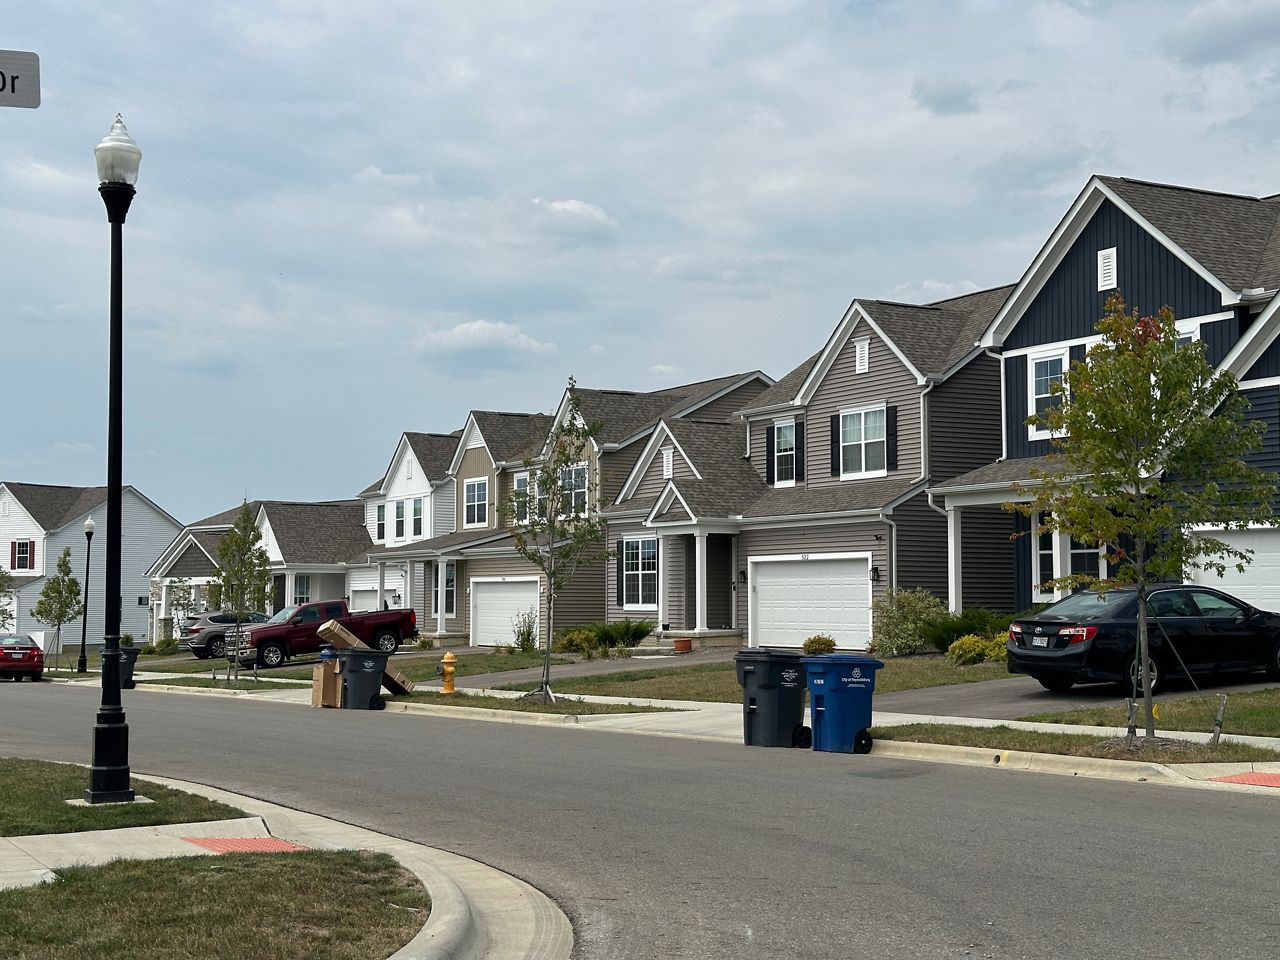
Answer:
[1105,174,1269,204]
[925,281,1018,307]
[1248,206,1280,289]
[862,298,942,311]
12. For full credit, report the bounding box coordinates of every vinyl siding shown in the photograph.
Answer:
[462,555,543,639]
[693,380,770,422]
[605,521,657,622]
[748,418,773,482]
[806,318,922,486]
[705,534,733,629]
[958,505,1017,612]
[633,440,698,501]
[889,493,947,601]
[600,441,645,507]
[462,552,603,644]
[1245,329,1280,382]
[1242,386,1280,511]
[926,353,1002,483]
[665,535,686,629]
[167,542,218,578]
[433,480,455,536]
[0,488,43,575]
[456,448,497,531]
[1204,312,1242,369]
[1004,198,1224,351]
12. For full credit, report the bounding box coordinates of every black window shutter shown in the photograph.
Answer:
[830,415,839,476]
[886,406,898,471]
[795,422,806,482]
[765,425,776,485]
[615,539,625,605]
[9,542,15,569]
[28,540,35,571]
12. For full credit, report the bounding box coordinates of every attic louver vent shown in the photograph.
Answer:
[1097,247,1117,292]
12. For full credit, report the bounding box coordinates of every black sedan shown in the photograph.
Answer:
[1007,585,1280,694]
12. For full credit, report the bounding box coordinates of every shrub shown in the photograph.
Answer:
[141,636,178,656]
[920,608,1014,653]
[947,633,1008,666]
[802,634,837,655]
[120,633,134,648]
[870,588,946,657]
[613,618,656,647]
[511,607,538,653]
[554,627,598,655]
[415,636,436,651]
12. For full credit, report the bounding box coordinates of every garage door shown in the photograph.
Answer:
[349,590,379,612]
[471,579,540,647]
[750,556,871,649]
[1189,530,1280,612]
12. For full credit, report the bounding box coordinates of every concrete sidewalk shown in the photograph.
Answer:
[2,773,572,960]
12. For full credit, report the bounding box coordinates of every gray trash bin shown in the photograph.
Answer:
[336,648,390,710]
[734,649,810,747]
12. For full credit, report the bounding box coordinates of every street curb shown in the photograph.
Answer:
[868,739,1184,783]
[385,700,585,726]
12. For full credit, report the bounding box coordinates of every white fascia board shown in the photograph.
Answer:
[535,389,573,460]
[1221,294,1280,379]
[667,371,777,419]
[148,530,213,578]
[645,482,696,525]
[735,512,886,528]
[378,434,412,496]
[797,302,927,405]
[446,415,490,476]
[617,422,675,503]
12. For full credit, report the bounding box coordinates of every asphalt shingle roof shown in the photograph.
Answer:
[260,500,371,564]
[741,477,922,519]
[931,456,1061,491]
[661,419,767,517]
[4,483,108,531]
[364,527,513,560]
[571,372,768,445]
[473,411,554,463]
[191,502,260,527]
[405,431,462,481]
[736,352,820,413]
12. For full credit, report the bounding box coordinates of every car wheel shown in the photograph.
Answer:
[1125,653,1162,696]
[257,642,286,668]
[1037,675,1075,693]
[374,630,399,654]
[207,636,226,659]
[31,673,42,682]
[192,648,211,660]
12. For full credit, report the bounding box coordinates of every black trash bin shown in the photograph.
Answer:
[734,649,810,747]
[336,648,390,710]
[115,647,141,690]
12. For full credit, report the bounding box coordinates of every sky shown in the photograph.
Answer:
[5,1,1280,524]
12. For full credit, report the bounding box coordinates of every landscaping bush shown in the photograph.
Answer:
[870,588,946,657]
[920,608,1013,653]
[802,634,837,655]
[556,618,655,651]
[612,618,656,647]
[554,627,598,655]
[140,636,179,656]
[511,607,538,653]
[415,636,436,651]
[946,633,1008,666]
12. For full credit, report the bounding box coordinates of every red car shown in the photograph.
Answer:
[0,634,44,681]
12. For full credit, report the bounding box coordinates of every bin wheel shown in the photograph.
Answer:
[853,729,873,754]
[792,725,812,749]
[371,696,386,711]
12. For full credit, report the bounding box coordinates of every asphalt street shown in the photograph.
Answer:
[4,682,1277,960]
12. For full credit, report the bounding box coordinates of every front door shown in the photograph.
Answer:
[272,575,287,613]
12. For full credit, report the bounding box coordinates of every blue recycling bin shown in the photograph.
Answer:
[801,654,884,754]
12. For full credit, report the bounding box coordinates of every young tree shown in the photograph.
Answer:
[215,502,272,674]
[0,567,14,632]
[168,575,198,639]
[1014,294,1279,737]
[32,547,84,668]
[504,379,610,703]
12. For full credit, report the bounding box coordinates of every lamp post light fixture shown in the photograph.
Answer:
[76,516,95,674]
[85,115,140,805]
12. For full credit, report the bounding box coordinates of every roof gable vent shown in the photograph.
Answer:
[1097,247,1117,292]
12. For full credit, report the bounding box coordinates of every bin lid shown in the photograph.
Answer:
[735,648,805,662]
[334,647,391,659]
[800,653,883,669]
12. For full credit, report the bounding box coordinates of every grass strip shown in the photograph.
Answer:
[140,677,304,691]
[263,650,573,683]
[872,723,1280,763]
[499,657,1013,702]
[391,690,674,715]
[1020,686,1280,738]
[0,759,243,836]
[0,850,428,960]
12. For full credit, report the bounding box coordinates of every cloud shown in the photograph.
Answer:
[416,319,555,373]
[911,76,979,116]
[1162,1,1280,64]
[884,279,980,304]
[529,197,619,240]
[650,364,680,377]
[588,343,607,356]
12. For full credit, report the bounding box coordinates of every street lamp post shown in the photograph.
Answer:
[86,115,141,804]
[76,516,94,673]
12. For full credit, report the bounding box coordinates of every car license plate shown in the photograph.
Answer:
[1031,636,1049,648]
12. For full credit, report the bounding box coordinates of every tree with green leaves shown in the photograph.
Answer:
[32,547,84,668]
[1013,294,1279,738]
[215,502,272,675]
[0,567,14,632]
[504,378,610,703]
[168,575,198,639]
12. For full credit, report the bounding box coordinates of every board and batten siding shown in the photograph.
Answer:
[957,505,1017,612]
[455,448,497,531]
[1241,386,1280,511]
[806,319,922,486]
[1003,199,1224,352]
[694,379,770,422]
[736,521,891,634]
[888,493,947,601]
[927,353,1002,483]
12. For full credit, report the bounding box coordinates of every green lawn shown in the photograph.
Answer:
[391,690,674,715]
[142,657,230,674]
[0,759,243,836]
[0,850,428,960]
[140,677,305,692]
[266,649,572,683]
[1021,686,1280,738]
[872,723,1280,763]
[498,656,1013,702]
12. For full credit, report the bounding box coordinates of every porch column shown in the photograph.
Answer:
[405,562,415,615]
[729,536,738,629]
[376,562,386,610]
[160,581,169,639]
[1052,532,1071,601]
[656,538,667,632]
[435,558,448,635]
[947,507,963,612]
[694,532,708,633]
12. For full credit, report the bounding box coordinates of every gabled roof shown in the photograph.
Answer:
[258,500,371,565]
[4,482,107,531]
[405,431,463,481]
[357,477,384,498]
[471,411,554,463]
[738,352,821,414]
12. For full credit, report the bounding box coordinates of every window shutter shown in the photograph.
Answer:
[886,406,898,471]
[830,415,839,476]
[765,425,776,485]
[28,540,35,571]
[795,422,806,482]
[615,539,624,605]
[9,542,14,569]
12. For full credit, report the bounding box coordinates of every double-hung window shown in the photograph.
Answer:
[514,473,530,524]
[1029,351,1067,438]
[1034,512,1054,600]
[774,421,796,486]
[395,500,405,539]
[434,561,456,616]
[840,406,886,478]
[293,574,311,605]
[412,498,423,537]
[464,478,488,527]
[375,504,385,541]
[559,464,587,517]
[623,537,658,609]
[13,540,32,570]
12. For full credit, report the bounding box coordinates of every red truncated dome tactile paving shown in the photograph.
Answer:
[182,837,308,854]
[1212,772,1280,788]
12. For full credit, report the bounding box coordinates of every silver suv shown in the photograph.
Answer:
[181,611,270,659]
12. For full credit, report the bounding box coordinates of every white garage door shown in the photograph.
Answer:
[349,590,378,612]
[471,579,540,647]
[750,556,871,649]
[1189,530,1280,612]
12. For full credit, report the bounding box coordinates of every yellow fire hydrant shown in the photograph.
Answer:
[440,652,456,695]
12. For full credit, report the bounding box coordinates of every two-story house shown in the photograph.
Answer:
[2,481,181,648]
[602,287,1016,650]
[935,175,1280,614]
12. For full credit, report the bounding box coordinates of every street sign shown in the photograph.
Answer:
[0,50,40,109]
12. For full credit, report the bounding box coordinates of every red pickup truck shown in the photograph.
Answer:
[228,599,417,667]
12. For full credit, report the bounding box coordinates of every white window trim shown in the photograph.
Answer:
[1097,247,1117,292]
[838,403,888,480]
[412,498,423,537]
[558,462,588,519]
[463,477,489,529]
[434,561,456,616]
[853,336,870,374]
[1027,348,1069,442]
[1032,513,1055,603]
[375,504,385,542]
[293,574,312,605]
[513,472,530,525]
[622,535,659,611]
[773,418,796,489]
[395,499,406,540]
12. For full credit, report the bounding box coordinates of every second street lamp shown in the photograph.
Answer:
[76,516,94,674]
[85,115,141,804]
